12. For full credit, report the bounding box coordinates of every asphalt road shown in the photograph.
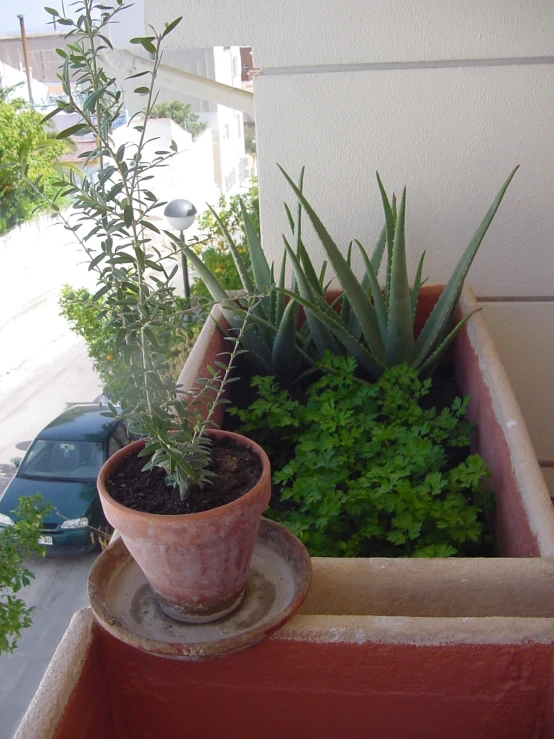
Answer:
[0,291,102,738]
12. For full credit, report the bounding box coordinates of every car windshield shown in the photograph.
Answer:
[18,440,104,481]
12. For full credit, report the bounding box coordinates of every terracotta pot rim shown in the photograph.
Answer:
[97,428,270,522]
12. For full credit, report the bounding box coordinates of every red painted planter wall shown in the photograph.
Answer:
[52,622,554,739]
[52,624,116,739]
[48,286,549,739]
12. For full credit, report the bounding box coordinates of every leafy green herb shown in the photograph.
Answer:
[230,357,493,557]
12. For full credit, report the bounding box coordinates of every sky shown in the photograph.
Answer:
[1,1,72,35]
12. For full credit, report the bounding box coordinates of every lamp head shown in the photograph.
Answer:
[164,199,197,231]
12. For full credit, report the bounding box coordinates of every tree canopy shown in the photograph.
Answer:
[0,92,68,235]
[149,100,207,139]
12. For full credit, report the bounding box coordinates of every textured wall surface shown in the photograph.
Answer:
[138,0,554,461]
[144,0,554,67]
[78,626,554,739]
[253,66,554,292]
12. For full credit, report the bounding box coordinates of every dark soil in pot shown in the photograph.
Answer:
[106,436,262,515]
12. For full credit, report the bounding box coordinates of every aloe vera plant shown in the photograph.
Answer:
[178,175,327,382]
[278,165,518,378]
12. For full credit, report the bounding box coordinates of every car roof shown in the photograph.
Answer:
[36,404,120,442]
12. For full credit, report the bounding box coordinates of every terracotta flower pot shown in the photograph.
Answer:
[97,429,271,623]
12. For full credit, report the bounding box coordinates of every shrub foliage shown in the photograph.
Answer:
[230,357,493,557]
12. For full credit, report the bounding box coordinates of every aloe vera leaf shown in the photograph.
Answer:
[285,175,322,297]
[384,186,415,364]
[280,165,386,366]
[370,224,387,275]
[275,249,287,326]
[350,225,387,334]
[290,168,320,292]
[207,204,255,295]
[290,364,320,385]
[341,243,354,325]
[237,304,304,347]
[181,244,228,302]
[269,262,276,325]
[239,197,272,332]
[240,198,271,291]
[295,166,306,243]
[183,246,272,366]
[413,166,518,367]
[210,300,273,367]
[354,240,387,340]
[283,235,340,357]
[298,238,324,295]
[284,202,295,232]
[319,260,328,288]
[236,333,275,374]
[278,287,385,378]
[352,229,386,309]
[272,299,300,380]
[411,251,426,322]
[296,224,324,300]
[348,238,366,337]
[417,308,481,376]
[376,175,396,312]
[300,326,314,357]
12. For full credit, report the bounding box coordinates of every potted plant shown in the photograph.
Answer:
[95,300,272,623]
[9,3,554,734]
[10,0,275,624]
[180,163,520,558]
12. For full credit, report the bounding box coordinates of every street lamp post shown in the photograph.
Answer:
[164,199,197,302]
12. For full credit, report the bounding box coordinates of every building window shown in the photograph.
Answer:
[225,168,237,191]
[222,124,229,139]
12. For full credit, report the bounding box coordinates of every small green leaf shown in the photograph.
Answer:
[123,204,133,227]
[130,37,157,54]
[162,17,182,38]
[126,70,150,80]
[56,123,88,139]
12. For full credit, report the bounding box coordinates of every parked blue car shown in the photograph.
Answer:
[0,404,130,555]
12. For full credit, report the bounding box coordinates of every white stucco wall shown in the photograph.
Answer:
[213,47,247,195]
[111,118,218,219]
[132,0,554,469]
[254,65,554,294]
[144,0,554,67]
[0,61,50,105]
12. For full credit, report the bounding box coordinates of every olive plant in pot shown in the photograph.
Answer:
[11,0,273,624]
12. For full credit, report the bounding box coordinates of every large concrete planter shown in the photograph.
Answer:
[180,284,554,561]
[16,284,554,739]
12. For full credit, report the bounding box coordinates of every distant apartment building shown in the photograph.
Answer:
[121,46,249,198]
[0,31,69,97]
[240,47,254,84]
[111,117,219,221]
[0,60,50,105]
[1,27,250,201]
